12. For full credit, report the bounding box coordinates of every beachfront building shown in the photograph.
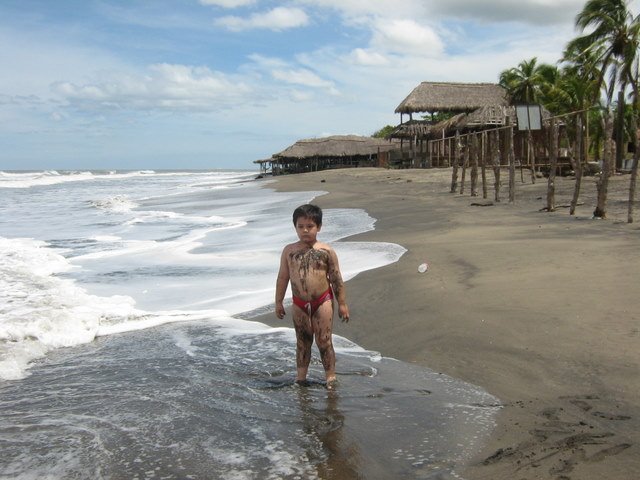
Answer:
[390,82,509,167]
[260,135,399,175]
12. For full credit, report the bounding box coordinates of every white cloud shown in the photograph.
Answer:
[246,53,287,69]
[289,89,314,102]
[52,64,253,112]
[199,0,256,8]
[298,0,583,27]
[271,67,334,89]
[3,0,619,169]
[245,53,337,96]
[295,0,428,22]
[371,19,444,57]
[430,0,584,25]
[349,48,389,66]
[215,7,309,31]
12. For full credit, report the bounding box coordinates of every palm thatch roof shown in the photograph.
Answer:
[273,135,397,159]
[456,105,512,129]
[387,120,433,139]
[395,82,508,114]
[429,113,468,137]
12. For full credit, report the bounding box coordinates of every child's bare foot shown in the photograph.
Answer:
[326,377,337,390]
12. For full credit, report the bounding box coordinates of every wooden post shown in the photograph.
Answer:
[481,131,488,199]
[546,118,558,211]
[422,138,427,167]
[528,129,536,184]
[570,114,584,215]
[460,136,469,195]
[451,131,460,193]
[507,117,516,203]
[470,133,479,197]
[410,135,416,167]
[492,129,501,202]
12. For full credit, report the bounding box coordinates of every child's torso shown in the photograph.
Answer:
[287,245,331,299]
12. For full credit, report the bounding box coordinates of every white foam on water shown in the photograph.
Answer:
[334,241,407,282]
[0,236,241,381]
[90,194,139,214]
[0,230,403,380]
[0,170,95,188]
[0,169,247,189]
[0,171,407,381]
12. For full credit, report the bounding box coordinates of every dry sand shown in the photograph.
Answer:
[255,167,639,480]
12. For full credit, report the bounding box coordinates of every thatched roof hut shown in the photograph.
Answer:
[447,105,553,133]
[386,120,433,139]
[268,135,399,174]
[395,82,508,114]
[273,135,396,159]
[429,113,467,137]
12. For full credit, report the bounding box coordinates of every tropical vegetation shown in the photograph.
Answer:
[499,0,640,221]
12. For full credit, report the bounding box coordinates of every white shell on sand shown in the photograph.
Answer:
[418,262,429,273]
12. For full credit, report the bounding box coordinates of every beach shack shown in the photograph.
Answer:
[391,82,509,167]
[263,135,398,175]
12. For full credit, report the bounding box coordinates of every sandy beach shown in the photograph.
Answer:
[255,167,640,480]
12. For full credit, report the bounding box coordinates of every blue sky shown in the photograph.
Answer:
[2,0,636,171]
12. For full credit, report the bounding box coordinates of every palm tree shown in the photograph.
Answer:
[499,57,557,104]
[567,0,640,221]
[550,58,603,214]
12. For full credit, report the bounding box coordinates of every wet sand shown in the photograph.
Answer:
[255,167,639,480]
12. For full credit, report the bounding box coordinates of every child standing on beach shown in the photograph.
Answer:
[275,204,350,387]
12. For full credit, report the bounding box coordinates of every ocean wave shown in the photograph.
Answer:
[0,170,95,188]
[0,169,214,189]
[90,194,139,213]
[0,236,237,381]
[0,170,259,189]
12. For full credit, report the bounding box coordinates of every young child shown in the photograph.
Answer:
[275,204,350,386]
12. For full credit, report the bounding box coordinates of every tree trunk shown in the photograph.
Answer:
[451,131,460,193]
[594,110,613,218]
[547,118,558,212]
[627,107,640,223]
[570,114,584,215]
[616,90,625,171]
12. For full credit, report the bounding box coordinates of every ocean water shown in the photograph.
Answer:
[0,170,499,479]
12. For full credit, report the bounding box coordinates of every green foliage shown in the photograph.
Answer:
[498,0,640,162]
[421,111,456,123]
[499,57,558,104]
[372,125,396,138]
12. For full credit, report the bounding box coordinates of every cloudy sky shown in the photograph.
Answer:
[2,0,635,170]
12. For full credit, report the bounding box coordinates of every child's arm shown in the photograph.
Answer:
[275,248,290,319]
[327,247,350,322]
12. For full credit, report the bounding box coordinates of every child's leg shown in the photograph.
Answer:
[293,309,313,382]
[313,301,336,383]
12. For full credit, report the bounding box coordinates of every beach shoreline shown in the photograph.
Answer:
[254,167,640,480]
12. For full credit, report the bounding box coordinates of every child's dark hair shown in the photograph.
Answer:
[293,204,322,226]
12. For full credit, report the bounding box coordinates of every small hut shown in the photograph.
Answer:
[426,104,558,170]
[391,82,509,167]
[395,82,509,120]
[268,135,398,175]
